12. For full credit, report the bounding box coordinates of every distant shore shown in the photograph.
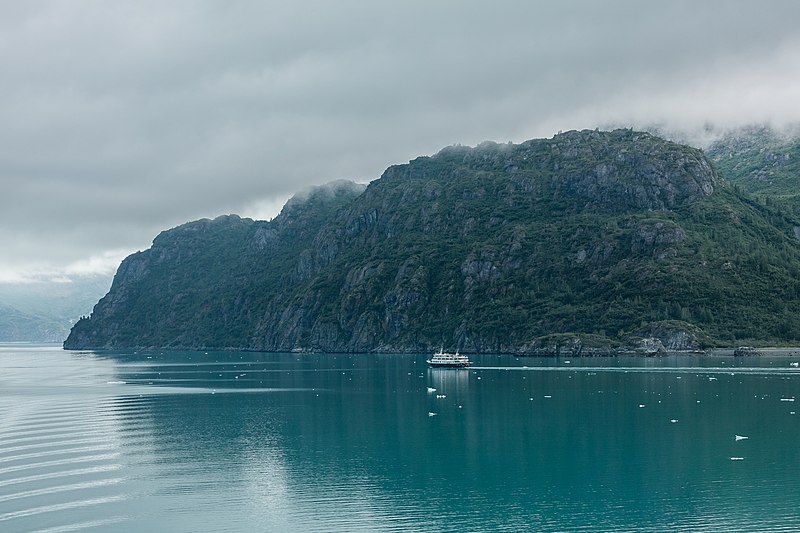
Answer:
[50,342,800,357]
[704,347,800,357]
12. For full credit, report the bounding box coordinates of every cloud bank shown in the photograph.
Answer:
[2,0,800,279]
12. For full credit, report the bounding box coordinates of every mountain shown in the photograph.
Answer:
[0,275,113,342]
[705,124,800,211]
[65,129,800,354]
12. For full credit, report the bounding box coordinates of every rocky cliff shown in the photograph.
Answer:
[65,129,800,352]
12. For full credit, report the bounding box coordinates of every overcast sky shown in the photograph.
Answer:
[2,0,800,282]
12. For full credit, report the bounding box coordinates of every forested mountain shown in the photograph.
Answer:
[705,124,800,212]
[65,130,800,353]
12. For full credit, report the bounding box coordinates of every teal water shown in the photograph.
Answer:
[1,344,799,532]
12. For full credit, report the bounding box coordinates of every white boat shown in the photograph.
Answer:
[426,348,471,368]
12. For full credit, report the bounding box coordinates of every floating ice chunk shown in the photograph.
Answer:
[790,362,799,367]
[735,435,749,441]
[427,387,437,393]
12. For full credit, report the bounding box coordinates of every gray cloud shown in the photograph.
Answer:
[2,0,800,279]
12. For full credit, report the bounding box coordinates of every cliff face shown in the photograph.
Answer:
[65,182,366,350]
[65,129,800,352]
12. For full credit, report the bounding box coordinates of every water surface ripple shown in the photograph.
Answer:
[1,345,799,531]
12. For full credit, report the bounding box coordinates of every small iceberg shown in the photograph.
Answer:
[735,435,749,441]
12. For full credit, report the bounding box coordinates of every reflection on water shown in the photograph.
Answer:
[427,367,471,393]
[1,345,799,532]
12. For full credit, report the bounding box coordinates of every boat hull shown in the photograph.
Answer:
[426,360,471,368]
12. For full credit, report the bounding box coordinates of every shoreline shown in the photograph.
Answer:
[56,343,800,357]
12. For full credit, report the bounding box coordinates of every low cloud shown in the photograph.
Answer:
[2,1,800,277]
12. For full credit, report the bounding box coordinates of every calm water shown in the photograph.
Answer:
[1,344,799,532]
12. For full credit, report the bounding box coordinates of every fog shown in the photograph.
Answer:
[2,0,799,280]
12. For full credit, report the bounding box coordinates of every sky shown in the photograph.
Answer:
[2,0,800,282]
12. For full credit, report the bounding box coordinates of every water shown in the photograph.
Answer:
[2,344,799,532]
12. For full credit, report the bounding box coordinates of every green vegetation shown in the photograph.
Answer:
[706,124,800,215]
[65,129,800,353]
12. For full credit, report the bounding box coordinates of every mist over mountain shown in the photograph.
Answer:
[65,129,800,354]
[0,275,112,342]
[705,124,800,209]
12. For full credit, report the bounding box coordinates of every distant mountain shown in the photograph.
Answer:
[0,275,112,342]
[705,124,800,211]
[65,130,800,354]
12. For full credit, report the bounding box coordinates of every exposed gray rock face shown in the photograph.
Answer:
[633,321,704,352]
[636,337,667,355]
